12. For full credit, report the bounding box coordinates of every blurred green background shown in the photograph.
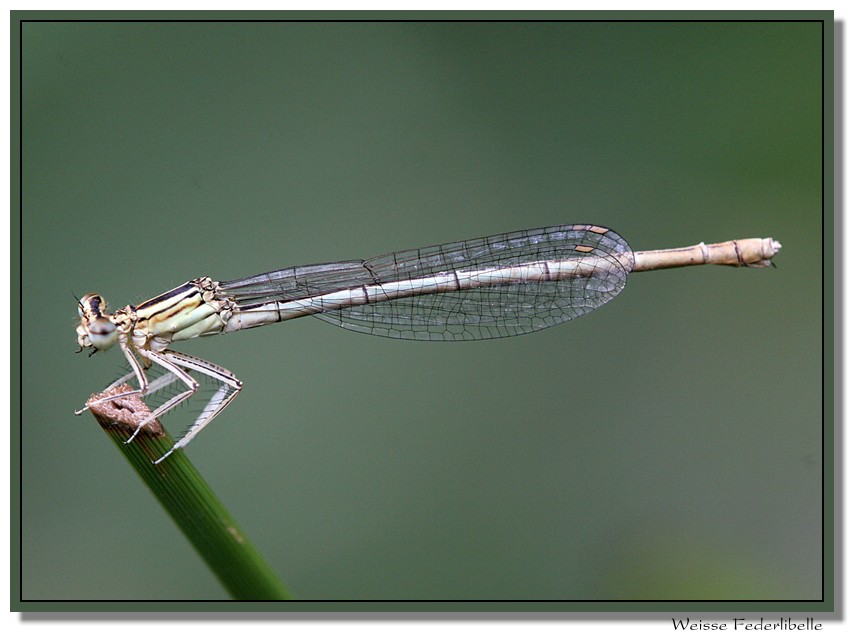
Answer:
[20,21,823,601]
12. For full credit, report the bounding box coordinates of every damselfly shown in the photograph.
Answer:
[76,224,780,463]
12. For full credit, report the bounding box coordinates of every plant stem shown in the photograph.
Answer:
[87,385,292,600]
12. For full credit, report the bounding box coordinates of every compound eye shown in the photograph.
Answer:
[87,317,118,350]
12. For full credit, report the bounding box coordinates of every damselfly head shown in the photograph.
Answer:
[76,293,119,353]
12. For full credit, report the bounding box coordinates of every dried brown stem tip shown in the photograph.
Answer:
[86,384,166,437]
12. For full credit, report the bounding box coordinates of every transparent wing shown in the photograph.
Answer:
[218,224,634,341]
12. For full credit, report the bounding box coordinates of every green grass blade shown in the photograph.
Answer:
[87,386,292,600]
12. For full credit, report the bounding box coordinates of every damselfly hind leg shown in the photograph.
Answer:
[149,350,242,464]
[153,379,242,464]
